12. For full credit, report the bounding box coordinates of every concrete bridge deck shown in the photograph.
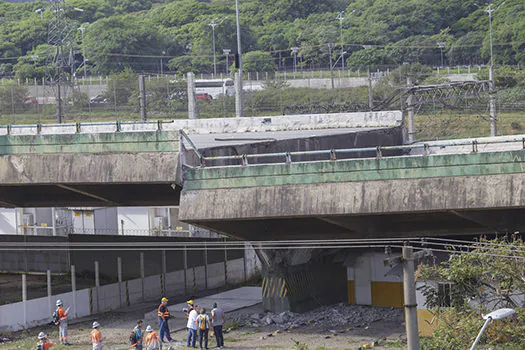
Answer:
[0,112,402,207]
[179,136,525,240]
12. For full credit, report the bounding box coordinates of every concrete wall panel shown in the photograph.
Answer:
[128,279,143,305]
[207,262,225,289]
[227,259,245,284]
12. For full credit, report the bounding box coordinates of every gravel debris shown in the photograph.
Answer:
[228,302,404,332]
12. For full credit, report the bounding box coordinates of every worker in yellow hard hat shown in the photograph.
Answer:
[157,297,174,343]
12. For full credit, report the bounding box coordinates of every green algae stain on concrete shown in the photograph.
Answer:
[184,150,525,190]
[0,131,180,154]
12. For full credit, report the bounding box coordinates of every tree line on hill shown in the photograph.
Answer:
[0,0,524,79]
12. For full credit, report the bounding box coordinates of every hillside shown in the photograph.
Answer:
[0,0,523,77]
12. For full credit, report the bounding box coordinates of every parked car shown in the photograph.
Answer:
[195,93,213,101]
[90,94,109,104]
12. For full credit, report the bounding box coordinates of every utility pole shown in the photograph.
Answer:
[368,67,373,110]
[406,76,415,143]
[403,246,420,350]
[139,74,147,121]
[235,0,244,118]
[328,43,334,89]
[336,11,345,70]
[187,72,196,119]
[160,50,165,75]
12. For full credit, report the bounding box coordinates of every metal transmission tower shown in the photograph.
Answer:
[46,0,76,123]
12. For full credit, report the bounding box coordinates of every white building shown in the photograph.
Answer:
[0,206,216,237]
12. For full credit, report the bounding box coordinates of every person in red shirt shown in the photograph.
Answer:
[37,332,54,350]
[90,321,103,350]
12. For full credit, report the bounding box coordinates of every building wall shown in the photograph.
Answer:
[347,251,403,308]
[0,208,16,234]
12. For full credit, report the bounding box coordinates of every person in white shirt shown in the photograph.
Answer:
[185,300,198,348]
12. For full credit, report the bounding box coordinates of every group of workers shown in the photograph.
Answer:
[37,297,226,350]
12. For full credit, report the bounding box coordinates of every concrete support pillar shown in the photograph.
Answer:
[71,265,77,318]
[140,252,145,301]
[22,274,27,328]
[117,257,123,307]
[47,270,52,317]
[187,72,196,119]
[257,248,347,313]
[94,261,100,313]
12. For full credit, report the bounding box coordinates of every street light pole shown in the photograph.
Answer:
[479,1,505,137]
[235,0,244,118]
[336,11,345,70]
[291,46,299,73]
[328,43,334,89]
[209,19,219,76]
[223,49,231,75]
[79,26,87,78]
[160,50,165,75]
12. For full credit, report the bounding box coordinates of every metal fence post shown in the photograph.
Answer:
[140,252,145,301]
[94,261,100,313]
[47,270,52,318]
[117,257,123,308]
[71,265,77,318]
[22,274,27,329]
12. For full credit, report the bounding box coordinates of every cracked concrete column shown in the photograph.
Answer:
[255,247,347,313]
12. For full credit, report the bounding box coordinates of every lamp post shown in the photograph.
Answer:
[291,46,299,73]
[160,50,165,75]
[235,0,243,118]
[223,49,231,75]
[475,1,505,136]
[437,42,445,67]
[336,11,345,69]
[470,308,515,349]
[78,26,87,78]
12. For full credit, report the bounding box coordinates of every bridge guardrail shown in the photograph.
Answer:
[191,137,525,168]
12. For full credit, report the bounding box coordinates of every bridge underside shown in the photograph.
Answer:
[189,208,525,240]
[0,183,181,207]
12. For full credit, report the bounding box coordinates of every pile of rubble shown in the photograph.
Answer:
[230,303,404,331]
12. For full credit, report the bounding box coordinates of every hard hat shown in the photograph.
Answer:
[38,332,46,339]
[146,325,154,332]
[161,297,168,302]
[56,299,63,306]
[92,321,100,329]
[187,299,194,305]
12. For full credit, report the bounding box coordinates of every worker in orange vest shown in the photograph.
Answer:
[90,321,103,350]
[37,332,54,350]
[55,299,70,345]
[157,297,174,343]
[145,325,161,350]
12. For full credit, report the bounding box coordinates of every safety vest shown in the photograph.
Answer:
[157,304,170,318]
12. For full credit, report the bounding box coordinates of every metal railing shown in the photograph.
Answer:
[189,137,525,168]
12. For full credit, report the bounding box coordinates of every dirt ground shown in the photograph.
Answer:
[0,303,406,350]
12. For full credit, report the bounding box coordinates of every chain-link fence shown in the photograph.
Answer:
[1,66,524,141]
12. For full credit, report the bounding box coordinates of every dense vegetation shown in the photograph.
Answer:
[1,0,524,78]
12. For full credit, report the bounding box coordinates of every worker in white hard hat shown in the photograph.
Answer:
[37,332,54,350]
[145,325,161,350]
[90,321,103,350]
[55,299,70,345]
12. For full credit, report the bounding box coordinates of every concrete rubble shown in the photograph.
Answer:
[229,303,404,332]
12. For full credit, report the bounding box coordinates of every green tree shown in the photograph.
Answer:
[242,51,276,72]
